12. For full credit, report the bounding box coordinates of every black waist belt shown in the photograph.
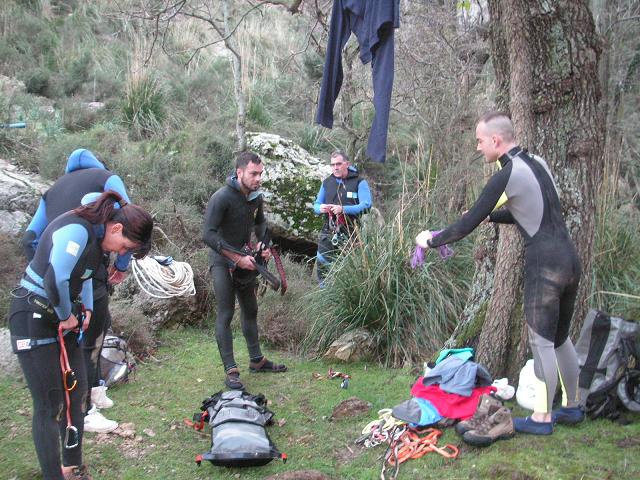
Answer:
[11,335,58,353]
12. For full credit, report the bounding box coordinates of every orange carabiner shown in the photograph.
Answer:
[63,368,77,392]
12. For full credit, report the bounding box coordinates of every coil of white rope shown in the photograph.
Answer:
[132,256,196,298]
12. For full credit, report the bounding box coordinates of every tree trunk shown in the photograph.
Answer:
[452,0,603,380]
[223,0,247,151]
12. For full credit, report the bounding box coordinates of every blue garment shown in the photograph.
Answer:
[315,0,400,162]
[22,149,132,274]
[435,347,475,365]
[391,397,442,427]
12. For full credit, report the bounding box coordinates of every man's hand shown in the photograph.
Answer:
[107,265,128,285]
[256,242,272,262]
[415,230,433,249]
[330,205,343,215]
[236,255,257,271]
[59,314,79,330]
[320,204,332,213]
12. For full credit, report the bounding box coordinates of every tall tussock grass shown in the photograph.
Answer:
[302,152,473,366]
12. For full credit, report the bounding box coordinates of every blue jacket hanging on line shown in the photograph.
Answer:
[315,0,400,163]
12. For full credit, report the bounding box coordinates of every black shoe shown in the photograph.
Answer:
[224,368,244,390]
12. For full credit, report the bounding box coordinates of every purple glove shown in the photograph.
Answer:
[410,230,454,269]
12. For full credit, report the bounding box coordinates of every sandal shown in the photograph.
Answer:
[249,357,287,373]
[224,368,244,390]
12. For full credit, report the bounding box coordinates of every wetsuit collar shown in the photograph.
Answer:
[226,175,263,201]
[498,146,523,168]
[94,224,105,239]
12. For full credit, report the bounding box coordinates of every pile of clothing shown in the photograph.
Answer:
[392,348,497,427]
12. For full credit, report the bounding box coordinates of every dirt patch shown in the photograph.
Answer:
[329,397,371,421]
[264,470,331,480]
[84,422,156,460]
[333,443,363,464]
[617,436,640,448]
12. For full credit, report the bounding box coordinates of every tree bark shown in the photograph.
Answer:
[453,0,603,380]
[223,0,247,151]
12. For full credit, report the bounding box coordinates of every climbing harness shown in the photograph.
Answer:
[328,212,348,247]
[58,324,79,449]
[132,255,196,298]
[220,232,288,295]
[328,368,351,389]
[356,409,406,448]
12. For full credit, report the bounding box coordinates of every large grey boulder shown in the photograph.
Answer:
[0,158,50,236]
[247,132,331,243]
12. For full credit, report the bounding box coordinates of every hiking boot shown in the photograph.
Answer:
[551,406,585,425]
[224,368,244,390]
[462,406,515,447]
[91,386,114,409]
[512,416,553,435]
[455,394,503,436]
[63,465,93,480]
[249,357,287,373]
[84,406,118,433]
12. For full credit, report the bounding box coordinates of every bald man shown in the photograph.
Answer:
[416,112,584,435]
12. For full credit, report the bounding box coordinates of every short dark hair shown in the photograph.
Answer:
[330,150,349,163]
[236,151,262,169]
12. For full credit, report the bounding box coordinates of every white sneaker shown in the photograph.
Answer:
[91,386,114,409]
[84,406,118,433]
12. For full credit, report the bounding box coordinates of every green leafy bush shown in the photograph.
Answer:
[248,94,272,128]
[22,67,51,96]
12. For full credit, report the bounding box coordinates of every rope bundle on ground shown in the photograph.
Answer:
[132,256,196,298]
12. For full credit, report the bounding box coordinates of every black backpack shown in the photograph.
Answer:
[192,390,287,468]
[576,309,640,421]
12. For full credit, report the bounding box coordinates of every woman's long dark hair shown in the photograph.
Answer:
[73,191,153,258]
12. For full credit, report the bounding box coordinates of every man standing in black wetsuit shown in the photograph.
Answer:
[416,112,584,435]
[202,152,287,391]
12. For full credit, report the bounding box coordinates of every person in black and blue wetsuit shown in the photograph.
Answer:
[416,112,584,435]
[313,151,372,284]
[10,191,153,480]
[22,148,131,433]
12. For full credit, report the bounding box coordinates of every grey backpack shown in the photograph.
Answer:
[193,390,286,468]
[576,309,640,420]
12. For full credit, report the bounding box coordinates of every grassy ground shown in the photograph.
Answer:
[1,328,639,480]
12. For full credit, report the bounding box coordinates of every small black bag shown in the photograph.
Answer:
[194,390,286,468]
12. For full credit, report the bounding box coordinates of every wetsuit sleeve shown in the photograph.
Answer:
[313,183,326,215]
[343,180,372,215]
[489,208,515,224]
[81,278,93,312]
[46,224,89,320]
[22,197,48,260]
[104,175,131,203]
[428,165,512,248]
[254,198,267,240]
[202,193,226,252]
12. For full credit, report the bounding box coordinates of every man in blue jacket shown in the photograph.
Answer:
[313,151,372,283]
[22,148,131,434]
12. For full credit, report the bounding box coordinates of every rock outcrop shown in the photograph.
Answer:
[247,132,330,243]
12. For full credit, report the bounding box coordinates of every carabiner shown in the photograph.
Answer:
[64,425,79,449]
[63,369,77,392]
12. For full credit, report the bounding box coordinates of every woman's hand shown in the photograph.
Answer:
[59,314,79,330]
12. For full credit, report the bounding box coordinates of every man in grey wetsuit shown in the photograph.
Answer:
[416,112,584,434]
[202,152,286,391]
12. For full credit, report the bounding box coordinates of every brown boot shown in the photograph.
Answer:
[462,406,515,447]
[224,368,244,390]
[455,394,503,436]
[62,465,93,480]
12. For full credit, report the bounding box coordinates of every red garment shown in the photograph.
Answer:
[410,380,496,420]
